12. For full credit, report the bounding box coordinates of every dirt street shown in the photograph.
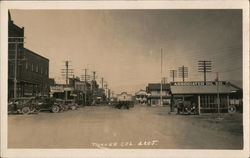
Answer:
[8,104,243,149]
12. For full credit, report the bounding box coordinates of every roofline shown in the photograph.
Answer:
[23,48,49,61]
[228,82,242,90]
[172,92,231,95]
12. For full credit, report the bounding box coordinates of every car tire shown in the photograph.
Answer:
[52,105,60,113]
[228,105,236,114]
[21,107,30,115]
[71,106,76,110]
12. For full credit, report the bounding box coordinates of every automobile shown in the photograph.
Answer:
[8,97,39,115]
[64,100,79,110]
[34,97,64,113]
[176,100,198,115]
[115,101,133,109]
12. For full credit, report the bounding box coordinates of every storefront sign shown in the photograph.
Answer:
[50,86,64,92]
[64,87,74,91]
[171,81,227,86]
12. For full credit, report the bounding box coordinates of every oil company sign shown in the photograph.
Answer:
[171,81,226,86]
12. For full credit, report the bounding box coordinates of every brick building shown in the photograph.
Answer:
[8,11,49,99]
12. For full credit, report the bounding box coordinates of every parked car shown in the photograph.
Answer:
[64,100,79,110]
[8,97,39,115]
[34,97,64,113]
[115,101,134,109]
[176,100,198,115]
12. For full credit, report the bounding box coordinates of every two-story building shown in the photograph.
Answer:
[8,11,50,99]
[146,83,171,106]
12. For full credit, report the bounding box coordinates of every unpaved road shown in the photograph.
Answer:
[8,104,243,149]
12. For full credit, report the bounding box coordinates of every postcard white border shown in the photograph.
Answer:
[0,1,249,158]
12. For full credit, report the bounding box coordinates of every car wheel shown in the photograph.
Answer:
[71,106,76,110]
[52,105,60,113]
[21,107,30,115]
[228,105,236,114]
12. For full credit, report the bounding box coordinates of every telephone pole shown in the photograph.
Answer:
[178,66,188,82]
[8,37,25,98]
[104,82,108,99]
[82,68,88,105]
[170,70,177,82]
[198,60,212,84]
[61,61,73,101]
[216,72,220,117]
[92,71,96,81]
[160,48,163,106]
[101,77,104,89]
[162,77,167,84]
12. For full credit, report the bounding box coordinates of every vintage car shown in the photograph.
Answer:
[176,100,198,115]
[64,100,79,110]
[114,101,134,109]
[34,97,65,113]
[8,97,39,115]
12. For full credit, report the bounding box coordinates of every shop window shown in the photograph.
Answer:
[200,95,228,109]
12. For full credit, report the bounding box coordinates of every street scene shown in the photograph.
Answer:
[9,105,242,149]
[7,9,243,149]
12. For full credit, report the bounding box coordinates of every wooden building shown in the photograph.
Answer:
[170,81,241,113]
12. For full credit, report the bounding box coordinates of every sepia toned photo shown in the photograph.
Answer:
[1,1,249,158]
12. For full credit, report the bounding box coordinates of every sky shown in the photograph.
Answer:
[10,9,242,94]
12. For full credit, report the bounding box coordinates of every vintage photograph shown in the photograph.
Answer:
[6,9,244,150]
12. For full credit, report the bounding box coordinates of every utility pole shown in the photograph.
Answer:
[92,71,96,81]
[198,60,212,84]
[162,77,167,84]
[91,71,97,102]
[61,61,73,101]
[82,68,88,105]
[160,48,163,106]
[178,66,188,82]
[101,77,104,89]
[216,72,220,117]
[170,70,177,82]
[14,42,18,98]
[104,82,108,99]
[8,37,25,98]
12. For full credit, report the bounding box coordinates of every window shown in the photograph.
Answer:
[45,68,48,75]
[36,65,38,72]
[25,62,28,70]
[41,67,43,74]
[31,63,34,71]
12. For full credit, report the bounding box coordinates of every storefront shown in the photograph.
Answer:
[146,83,171,106]
[135,89,148,104]
[170,81,241,113]
[50,85,74,100]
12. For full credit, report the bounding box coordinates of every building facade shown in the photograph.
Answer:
[146,83,171,106]
[117,92,133,102]
[135,89,148,104]
[170,81,241,113]
[8,12,49,99]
